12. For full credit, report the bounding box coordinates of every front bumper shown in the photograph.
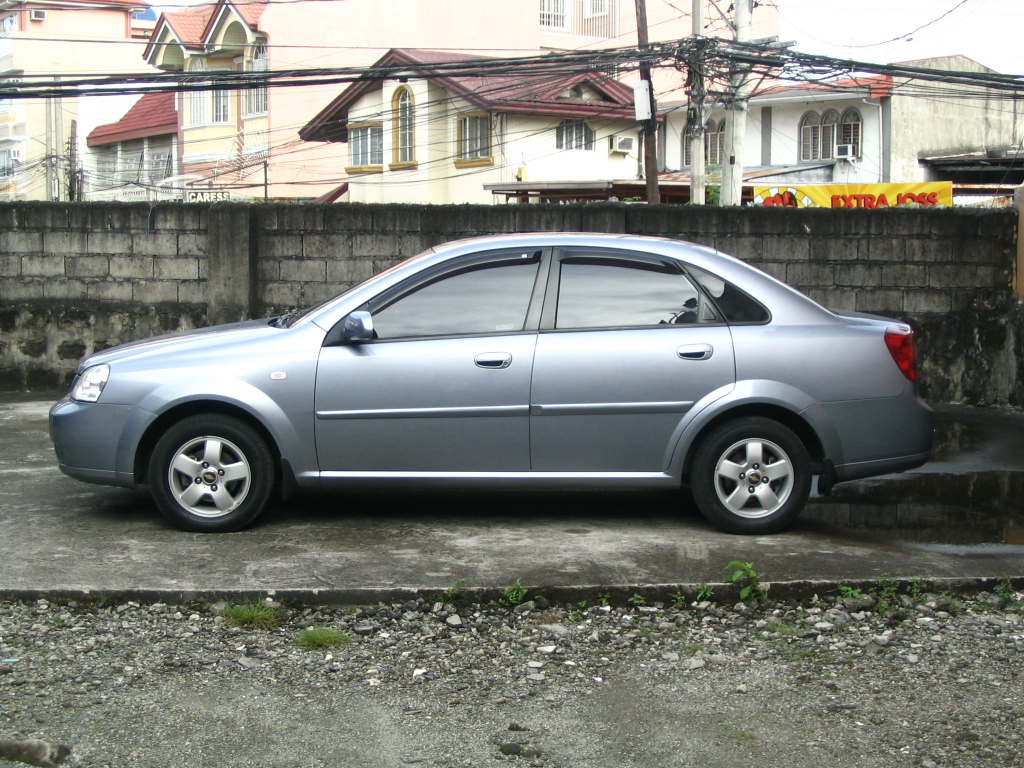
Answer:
[49,398,141,489]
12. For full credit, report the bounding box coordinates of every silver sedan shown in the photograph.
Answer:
[50,233,933,534]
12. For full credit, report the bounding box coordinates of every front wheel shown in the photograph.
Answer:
[148,414,275,533]
[690,417,811,535]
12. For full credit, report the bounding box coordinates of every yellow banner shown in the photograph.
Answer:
[752,183,953,208]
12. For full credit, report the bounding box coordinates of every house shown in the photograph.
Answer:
[0,0,156,201]
[96,0,777,201]
[84,91,178,201]
[660,56,1024,200]
[299,49,641,205]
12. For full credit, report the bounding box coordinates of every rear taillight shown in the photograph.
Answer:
[884,327,917,382]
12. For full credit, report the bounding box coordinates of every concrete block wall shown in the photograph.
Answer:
[0,201,1019,404]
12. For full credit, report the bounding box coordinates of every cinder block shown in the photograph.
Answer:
[66,256,110,278]
[0,230,43,254]
[809,237,858,262]
[177,280,207,304]
[261,281,303,308]
[836,263,882,288]
[133,281,179,303]
[87,231,132,255]
[279,259,327,282]
[880,263,928,289]
[110,256,154,279]
[806,288,855,311]
[303,235,353,260]
[514,206,562,233]
[904,238,951,264]
[326,257,376,284]
[714,235,761,260]
[42,231,88,255]
[22,255,65,277]
[261,234,301,259]
[258,259,280,282]
[903,290,952,314]
[0,254,19,277]
[858,237,905,262]
[353,233,401,258]
[87,281,134,301]
[131,232,178,257]
[373,205,422,233]
[0,278,45,299]
[786,262,835,287]
[928,264,982,289]
[855,289,903,314]
[43,279,89,300]
[177,233,207,257]
[324,203,375,233]
[759,236,810,261]
[154,258,199,281]
[756,261,787,281]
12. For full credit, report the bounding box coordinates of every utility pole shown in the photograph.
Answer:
[68,120,78,202]
[687,0,706,205]
[720,0,752,206]
[635,0,660,203]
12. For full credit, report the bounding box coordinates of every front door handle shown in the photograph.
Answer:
[475,352,512,369]
[677,344,713,361]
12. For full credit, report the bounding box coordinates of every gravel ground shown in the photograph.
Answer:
[1,587,1022,768]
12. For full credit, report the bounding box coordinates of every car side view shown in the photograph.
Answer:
[50,233,933,535]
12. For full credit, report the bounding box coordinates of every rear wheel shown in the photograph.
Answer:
[690,417,811,535]
[148,414,274,533]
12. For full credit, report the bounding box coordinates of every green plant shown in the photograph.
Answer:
[683,643,702,657]
[669,591,687,609]
[296,627,350,650]
[697,584,715,602]
[437,578,467,604]
[836,585,862,599]
[725,561,767,603]
[498,579,528,607]
[220,601,281,630]
[871,573,901,617]
[994,576,1018,602]
[908,577,929,603]
[764,620,796,636]
[628,593,647,608]
[596,593,610,607]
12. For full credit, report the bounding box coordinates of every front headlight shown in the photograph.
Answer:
[71,364,110,403]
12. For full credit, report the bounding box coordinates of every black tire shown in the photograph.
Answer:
[148,414,274,533]
[690,417,811,535]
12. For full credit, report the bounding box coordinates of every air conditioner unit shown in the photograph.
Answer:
[29,9,45,21]
[835,144,857,160]
[609,135,634,154]
[9,147,22,161]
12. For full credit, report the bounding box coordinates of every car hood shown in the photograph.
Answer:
[79,318,278,370]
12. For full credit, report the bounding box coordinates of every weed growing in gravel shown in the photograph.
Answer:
[437,578,468,605]
[696,584,715,602]
[836,585,862,599]
[627,593,647,608]
[220,601,281,630]
[497,579,528,607]
[764,620,796,636]
[993,576,1022,611]
[669,592,687,609]
[725,561,767,603]
[683,643,702,657]
[596,593,610,607]
[908,577,929,603]
[296,627,349,650]
[871,573,900,616]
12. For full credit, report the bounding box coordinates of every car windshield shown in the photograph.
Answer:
[273,247,438,328]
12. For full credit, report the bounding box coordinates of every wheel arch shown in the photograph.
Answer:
[680,403,826,480]
[134,400,288,491]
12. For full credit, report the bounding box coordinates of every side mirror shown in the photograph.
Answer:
[342,310,374,343]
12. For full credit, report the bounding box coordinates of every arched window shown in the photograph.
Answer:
[557,119,594,150]
[841,109,862,156]
[820,110,839,159]
[244,43,268,116]
[392,87,414,165]
[799,111,820,162]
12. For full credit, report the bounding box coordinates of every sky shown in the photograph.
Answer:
[776,0,1024,75]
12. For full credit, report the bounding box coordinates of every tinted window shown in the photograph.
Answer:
[372,257,540,340]
[555,257,706,329]
[689,266,770,324]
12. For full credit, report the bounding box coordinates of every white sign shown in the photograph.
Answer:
[184,190,231,202]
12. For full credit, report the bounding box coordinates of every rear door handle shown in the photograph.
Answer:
[475,352,512,369]
[677,344,713,361]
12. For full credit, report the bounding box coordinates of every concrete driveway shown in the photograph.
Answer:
[1,393,1022,602]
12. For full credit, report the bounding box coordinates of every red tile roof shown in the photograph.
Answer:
[302,48,637,142]
[161,3,218,48]
[87,91,178,147]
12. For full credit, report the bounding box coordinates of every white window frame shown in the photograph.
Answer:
[212,88,230,124]
[350,124,383,167]
[243,43,268,117]
[557,119,594,151]
[540,0,567,29]
[458,114,490,160]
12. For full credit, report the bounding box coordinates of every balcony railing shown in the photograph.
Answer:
[540,0,619,39]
